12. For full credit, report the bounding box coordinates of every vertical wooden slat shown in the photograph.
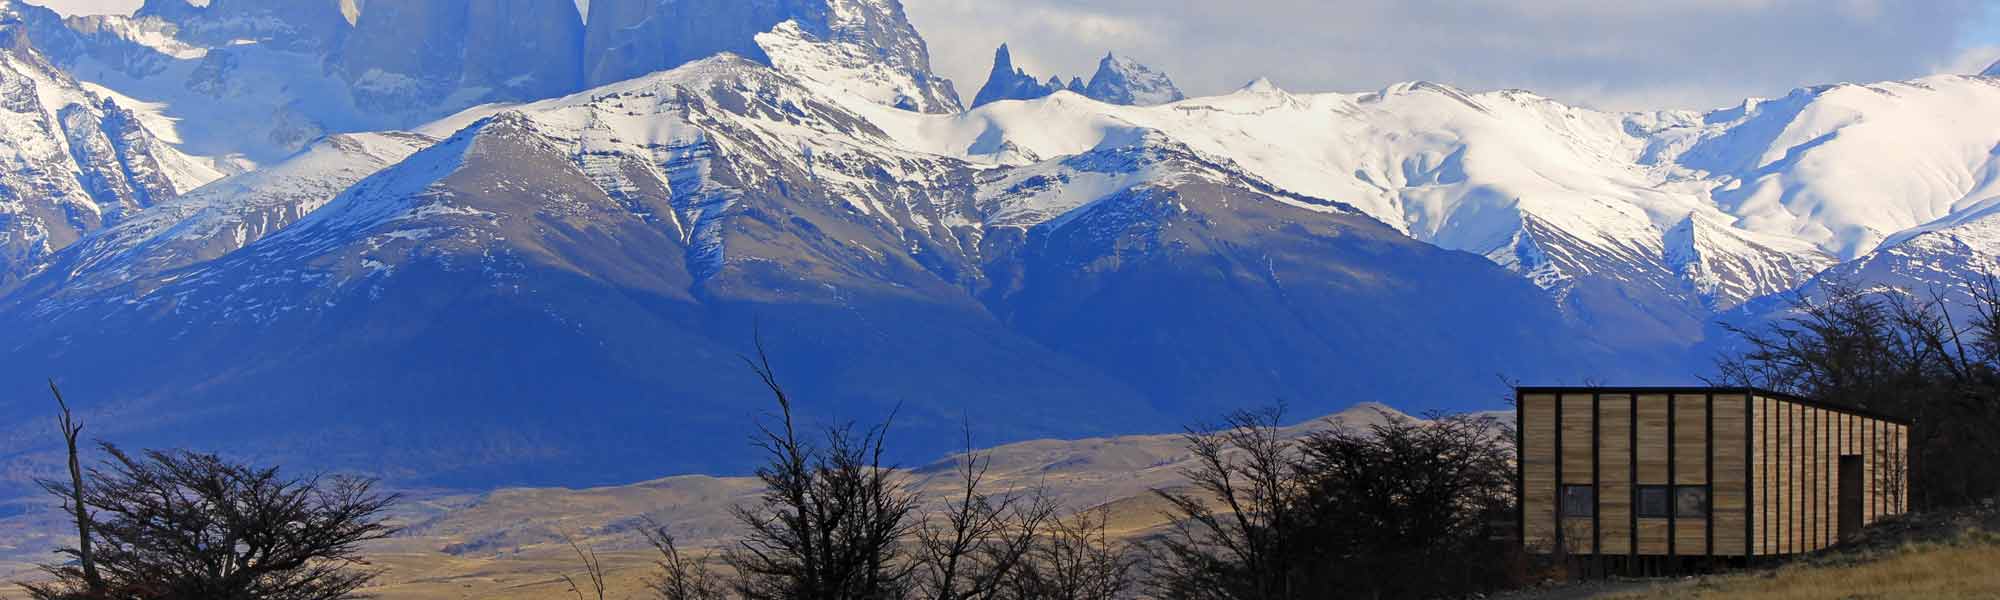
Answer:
[1705,393,1715,560]
[1636,394,1669,555]
[1800,400,1816,556]
[1756,396,1769,556]
[1864,416,1875,524]
[1667,394,1677,561]
[1713,394,1747,556]
[1562,394,1595,552]
[1764,396,1775,555]
[1629,393,1639,562]
[1671,394,1707,557]
[1522,394,1556,548]
[1811,407,1821,550]
[1598,395,1632,557]
[1592,393,1601,562]
[1888,424,1904,512]
[1802,406,1810,552]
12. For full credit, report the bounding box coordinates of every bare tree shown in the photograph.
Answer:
[725,338,918,600]
[23,445,397,600]
[912,429,1057,600]
[1718,277,2000,509]
[1293,411,1519,596]
[36,381,104,597]
[1001,508,1139,600]
[643,520,727,600]
[561,533,609,600]
[1147,408,1523,600]
[1148,406,1305,600]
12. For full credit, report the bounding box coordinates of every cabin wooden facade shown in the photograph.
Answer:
[1517,387,1909,571]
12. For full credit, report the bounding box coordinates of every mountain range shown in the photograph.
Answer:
[0,0,1996,490]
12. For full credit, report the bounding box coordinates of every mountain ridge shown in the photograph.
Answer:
[1,0,1999,493]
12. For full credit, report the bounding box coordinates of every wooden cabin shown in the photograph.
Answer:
[1517,387,1909,573]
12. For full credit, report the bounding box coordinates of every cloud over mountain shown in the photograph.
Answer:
[906,0,1990,111]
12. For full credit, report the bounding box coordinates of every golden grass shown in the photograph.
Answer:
[1602,532,2000,599]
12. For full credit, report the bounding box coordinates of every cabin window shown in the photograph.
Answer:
[1560,485,1594,517]
[1637,485,1670,518]
[1675,486,1710,518]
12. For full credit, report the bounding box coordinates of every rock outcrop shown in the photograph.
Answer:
[1083,52,1185,105]
[971,44,1066,108]
[971,45,1184,108]
[137,0,352,53]
[583,0,957,112]
[337,0,584,111]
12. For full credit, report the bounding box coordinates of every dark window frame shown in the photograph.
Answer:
[1560,484,1595,517]
[1636,484,1710,518]
[1637,485,1671,518]
[1676,485,1711,518]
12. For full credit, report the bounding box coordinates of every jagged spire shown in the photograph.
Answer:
[972,41,1066,108]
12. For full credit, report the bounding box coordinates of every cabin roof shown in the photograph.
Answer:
[1514,386,1912,426]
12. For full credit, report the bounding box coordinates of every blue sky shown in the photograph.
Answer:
[28,0,2000,111]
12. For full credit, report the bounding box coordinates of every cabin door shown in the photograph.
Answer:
[1839,455,1864,541]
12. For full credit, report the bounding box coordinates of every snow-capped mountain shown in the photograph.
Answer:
[2,0,2000,487]
[969,44,1183,108]
[336,0,585,113]
[1083,52,1184,106]
[4,130,432,303]
[1,0,959,165]
[0,17,223,286]
[0,54,1599,485]
[583,0,958,112]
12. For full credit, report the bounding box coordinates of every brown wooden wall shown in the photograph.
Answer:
[1522,393,1557,550]
[1521,389,1906,558]
[1745,394,1908,556]
[1597,394,1632,555]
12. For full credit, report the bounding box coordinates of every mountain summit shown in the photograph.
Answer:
[972,44,1184,108]
[971,43,1066,107]
[4,0,2000,492]
[1084,52,1185,105]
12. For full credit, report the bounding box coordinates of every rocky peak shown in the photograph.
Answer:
[138,0,352,53]
[462,0,585,98]
[0,16,31,53]
[0,25,222,285]
[581,0,956,113]
[1083,52,1184,106]
[972,46,1186,108]
[582,0,810,87]
[337,0,584,112]
[971,43,1064,108]
[1984,58,2000,78]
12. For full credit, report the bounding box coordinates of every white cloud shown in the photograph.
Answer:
[21,0,141,15]
[1938,45,2000,76]
[906,0,1996,111]
[25,0,1997,112]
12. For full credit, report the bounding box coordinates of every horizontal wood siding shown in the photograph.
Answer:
[1753,395,1770,556]
[1598,395,1633,556]
[1561,394,1597,552]
[1635,394,1670,555]
[1713,394,1747,556]
[1673,394,1707,555]
[1523,394,1556,550]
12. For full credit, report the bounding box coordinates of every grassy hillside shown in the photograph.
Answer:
[1596,502,2000,599]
